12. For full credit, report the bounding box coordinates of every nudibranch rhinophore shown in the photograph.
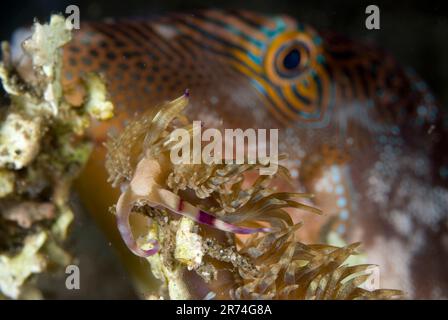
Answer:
[64,10,448,298]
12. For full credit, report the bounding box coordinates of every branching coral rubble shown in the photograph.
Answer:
[105,93,401,300]
[0,15,113,299]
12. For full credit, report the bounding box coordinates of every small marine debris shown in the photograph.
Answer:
[106,93,401,300]
[0,15,113,299]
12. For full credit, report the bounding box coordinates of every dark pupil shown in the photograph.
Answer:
[283,49,301,70]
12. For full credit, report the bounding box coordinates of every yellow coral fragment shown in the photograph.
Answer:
[0,169,15,198]
[84,73,114,120]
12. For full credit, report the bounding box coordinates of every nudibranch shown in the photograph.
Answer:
[105,92,402,299]
[106,92,292,257]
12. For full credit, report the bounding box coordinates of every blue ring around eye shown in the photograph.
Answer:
[283,49,301,70]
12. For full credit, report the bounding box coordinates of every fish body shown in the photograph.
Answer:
[64,10,448,298]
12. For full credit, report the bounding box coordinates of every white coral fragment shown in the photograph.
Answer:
[141,219,191,300]
[21,15,72,115]
[22,15,71,76]
[0,112,41,169]
[0,232,47,299]
[175,217,204,270]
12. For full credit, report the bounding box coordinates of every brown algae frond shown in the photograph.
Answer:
[105,93,401,300]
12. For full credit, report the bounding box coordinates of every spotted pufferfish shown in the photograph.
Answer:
[57,10,448,299]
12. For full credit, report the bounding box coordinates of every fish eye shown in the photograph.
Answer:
[274,42,310,80]
[264,31,318,86]
[283,48,301,70]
